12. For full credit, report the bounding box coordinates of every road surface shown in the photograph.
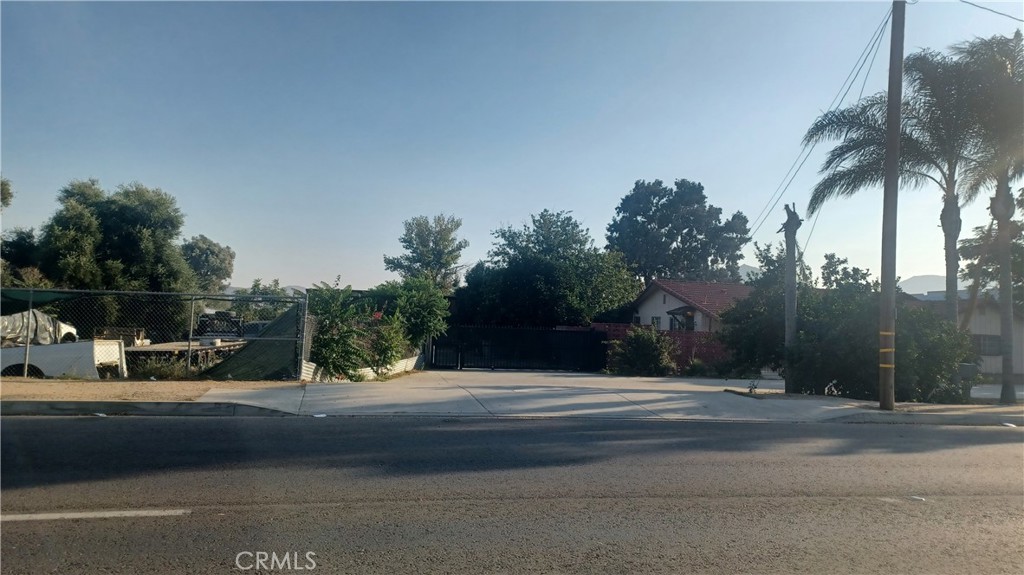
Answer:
[2,416,1022,574]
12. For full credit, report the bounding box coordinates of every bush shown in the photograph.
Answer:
[607,326,678,376]
[720,251,978,403]
[308,279,366,380]
[364,310,410,378]
[684,357,710,377]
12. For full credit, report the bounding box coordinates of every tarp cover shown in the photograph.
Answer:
[1,310,79,347]
[1,289,84,314]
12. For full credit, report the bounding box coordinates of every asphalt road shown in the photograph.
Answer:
[2,416,1022,574]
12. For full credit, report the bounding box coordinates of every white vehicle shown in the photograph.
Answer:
[1,339,128,379]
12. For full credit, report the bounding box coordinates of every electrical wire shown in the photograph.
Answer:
[803,5,889,255]
[958,0,1024,23]
[748,6,893,239]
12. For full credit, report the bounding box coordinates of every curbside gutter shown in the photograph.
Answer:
[827,410,1024,427]
[0,400,293,417]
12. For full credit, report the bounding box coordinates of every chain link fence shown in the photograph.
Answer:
[1,288,309,380]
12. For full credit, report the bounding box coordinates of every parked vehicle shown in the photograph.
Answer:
[195,311,244,338]
[1,339,128,379]
[1,310,79,347]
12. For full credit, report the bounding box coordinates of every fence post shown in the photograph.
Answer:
[297,291,310,382]
[22,289,34,377]
[186,297,196,377]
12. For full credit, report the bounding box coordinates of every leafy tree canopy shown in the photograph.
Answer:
[182,234,236,294]
[231,278,292,321]
[6,179,236,295]
[363,275,449,347]
[384,214,468,294]
[489,209,594,265]
[606,179,749,284]
[1,178,11,210]
[455,210,640,327]
[32,179,196,292]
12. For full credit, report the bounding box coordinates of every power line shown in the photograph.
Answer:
[858,12,890,101]
[958,0,1024,23]
[803,6,889,255]
[748,6,893,238]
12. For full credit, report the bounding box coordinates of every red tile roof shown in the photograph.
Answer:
[644,279,753,319]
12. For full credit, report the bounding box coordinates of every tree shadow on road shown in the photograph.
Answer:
[2,416,1022,492]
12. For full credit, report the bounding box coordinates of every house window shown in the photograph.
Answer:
[972,334,1002,356]
[669,317,681,331]
[632,315,641,325]
[651,316,661,329]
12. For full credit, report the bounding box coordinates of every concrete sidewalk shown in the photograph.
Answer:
[196,370,1024,426]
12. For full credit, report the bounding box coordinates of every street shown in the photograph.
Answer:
[2,416,1022,574]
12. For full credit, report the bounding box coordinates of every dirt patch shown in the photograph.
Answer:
[0,378,302,402]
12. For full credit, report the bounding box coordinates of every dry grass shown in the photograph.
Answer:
[0,378,302,402]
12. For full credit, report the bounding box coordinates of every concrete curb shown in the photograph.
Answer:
[827,411,1024,427]
[0,400,292,417]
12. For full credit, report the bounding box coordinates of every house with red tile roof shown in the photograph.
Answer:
[631,279,752,332]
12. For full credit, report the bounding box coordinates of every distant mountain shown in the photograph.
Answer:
[898,275,966,295]
[738,264,760,282]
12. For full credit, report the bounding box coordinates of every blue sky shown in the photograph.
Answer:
[2,1,1022,290]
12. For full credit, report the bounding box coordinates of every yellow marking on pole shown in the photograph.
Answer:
[879,348,895,352]
[879,331,895,336]
[879,364,895,368]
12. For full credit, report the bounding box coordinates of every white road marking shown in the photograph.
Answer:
[1,509,191,522]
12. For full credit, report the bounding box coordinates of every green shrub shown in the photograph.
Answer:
[685,357,710,377]
[308,280,366,380]
[607,326,678,376]
[365,310,410,378]
[720,250,978,404]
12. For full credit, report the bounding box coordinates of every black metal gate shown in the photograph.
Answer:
[430,326,607,372]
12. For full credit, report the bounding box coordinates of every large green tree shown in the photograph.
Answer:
[1,177,12,210]
[230,278,292,321]
[455,210,639,326]
[490,209,594,266]
[0,227,50,288]
[182,234,236,294]
[606,179,749,285]
[803,48,980,324]
[384,214,469,294]
[35,179,198,292]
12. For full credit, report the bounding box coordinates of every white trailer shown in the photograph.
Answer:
[1,340,128,379]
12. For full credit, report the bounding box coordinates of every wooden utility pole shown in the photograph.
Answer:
[780,203,802,394]
[879,0,906,411]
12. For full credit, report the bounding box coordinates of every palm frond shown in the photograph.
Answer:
[807,162,885,215]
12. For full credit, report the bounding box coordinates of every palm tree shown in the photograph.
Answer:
[803,49,980,325]
[953,31,1023,405]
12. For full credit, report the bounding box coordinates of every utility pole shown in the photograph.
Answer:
[878,0,906,411]
[780,203,802,394]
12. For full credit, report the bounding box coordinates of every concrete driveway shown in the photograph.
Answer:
[201,370,874,422]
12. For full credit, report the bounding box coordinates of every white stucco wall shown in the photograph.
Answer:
[634,290,710,332]
[963,304,1024,375]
